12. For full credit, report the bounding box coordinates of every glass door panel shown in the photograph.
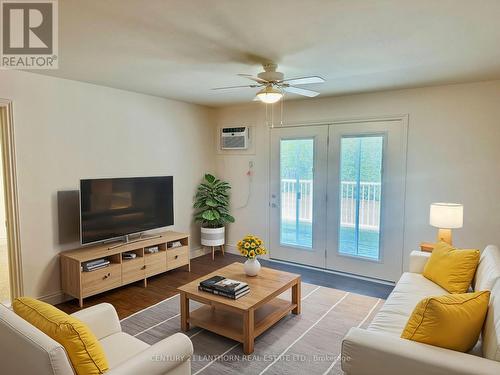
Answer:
[326,120,406,282]
[280,139,314,248]
[338,136,383,260]
[270,126,327,268]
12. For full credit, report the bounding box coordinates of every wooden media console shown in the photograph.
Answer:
[60,231,190,307]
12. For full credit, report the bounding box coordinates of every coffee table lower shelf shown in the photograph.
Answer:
[189,298,297,343]
[178,262,301,354]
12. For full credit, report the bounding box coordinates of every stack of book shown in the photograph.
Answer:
[198,276,250,299]
[145,246,159,254]
[82,258,110,272]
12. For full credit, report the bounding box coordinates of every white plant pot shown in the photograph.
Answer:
[244,258,261,277]
[201,226,225,246]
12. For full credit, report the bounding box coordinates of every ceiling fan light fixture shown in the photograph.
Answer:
[256,86,282,104]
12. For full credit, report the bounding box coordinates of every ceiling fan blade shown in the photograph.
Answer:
[237,74,269,84]
[283,86,320,97]
[281,76,325,85]
[211,84,259,90]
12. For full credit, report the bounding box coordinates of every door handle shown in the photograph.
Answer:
[271,193,280,208]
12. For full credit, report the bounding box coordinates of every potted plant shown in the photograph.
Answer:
[237,235,267,276]
[194,174,235,250]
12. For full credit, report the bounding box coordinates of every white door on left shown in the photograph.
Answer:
[269,125,328,268]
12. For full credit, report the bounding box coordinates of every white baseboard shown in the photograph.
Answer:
[224,244,243,255]
[190,246,211,258]
[224,244,394,286]
[38,290,69,305]
[38,246,210,305]
[266,258,395,286]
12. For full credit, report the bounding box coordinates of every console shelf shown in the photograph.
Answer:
[60,231,190,307]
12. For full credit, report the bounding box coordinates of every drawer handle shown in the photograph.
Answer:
[141,265,146,270]
[103,273,110,279]
[174,255,178,259]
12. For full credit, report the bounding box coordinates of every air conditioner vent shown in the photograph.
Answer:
[220,126,249,150]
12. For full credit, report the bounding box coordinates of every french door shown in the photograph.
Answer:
[269,126,328,267]
[270,120,406,281]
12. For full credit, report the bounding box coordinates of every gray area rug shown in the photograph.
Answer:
[120,283,382,375]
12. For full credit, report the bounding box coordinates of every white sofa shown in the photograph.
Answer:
[342,245,500,375]
[0,302,193,375]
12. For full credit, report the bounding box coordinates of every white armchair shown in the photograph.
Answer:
[0,302,193,375]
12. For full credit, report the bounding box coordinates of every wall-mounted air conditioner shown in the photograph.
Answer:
[220,126,249,150]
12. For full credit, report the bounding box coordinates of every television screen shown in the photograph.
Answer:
[80,176,173,244]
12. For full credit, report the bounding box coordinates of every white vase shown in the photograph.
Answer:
[244,258,261,277]
[201,226,225,246]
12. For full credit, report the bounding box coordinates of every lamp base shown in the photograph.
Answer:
[437,228,452,245]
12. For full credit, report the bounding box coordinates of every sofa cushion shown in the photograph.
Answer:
[483,279,500,361]
[475,245,500,292]
[423,242,480,294]
[401,291,490,352]
[368,272,448,336]
[13,297,109,375]
[99,331,149,368]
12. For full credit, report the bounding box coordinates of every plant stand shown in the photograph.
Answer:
[211,245,225,260]
[201,226,225,261]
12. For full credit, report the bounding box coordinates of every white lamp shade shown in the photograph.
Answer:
[429,203,463,229]
[256,86,283,104]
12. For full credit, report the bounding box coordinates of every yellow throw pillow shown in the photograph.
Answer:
[401,291,490,352]
[423,241,480,293]
[13,297,109,374]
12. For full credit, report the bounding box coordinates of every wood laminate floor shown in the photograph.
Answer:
[57,252,393,319]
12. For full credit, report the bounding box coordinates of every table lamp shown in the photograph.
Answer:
[429,203,463,245]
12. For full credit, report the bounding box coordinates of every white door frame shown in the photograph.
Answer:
[268,114,408,281]
[0,99,23,300]
[326,120,408,281]
[269,125,328,267]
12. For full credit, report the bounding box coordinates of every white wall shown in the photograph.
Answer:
[214,80,500,274]
[0,70,215,300]
[0,147,6,242]
[1,70,499,297]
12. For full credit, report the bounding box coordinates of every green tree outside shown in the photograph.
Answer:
[280,136,383,183]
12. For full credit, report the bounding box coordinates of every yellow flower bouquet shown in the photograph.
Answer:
[237,235,267,259]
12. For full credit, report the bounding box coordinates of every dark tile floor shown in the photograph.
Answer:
[259,257,393,299]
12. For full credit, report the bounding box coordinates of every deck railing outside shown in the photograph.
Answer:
[281,179,381,230]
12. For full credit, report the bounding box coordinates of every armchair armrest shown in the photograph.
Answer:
[107,333,193,375]
[342,328,500,375]
[71,303,121,340]
[408,250,431,273]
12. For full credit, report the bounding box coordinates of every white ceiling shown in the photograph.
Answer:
[36,0,500,106]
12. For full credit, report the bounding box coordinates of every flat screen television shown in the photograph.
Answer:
[80,176,173,244]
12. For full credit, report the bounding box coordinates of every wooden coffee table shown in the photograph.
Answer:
[178,262,301,354]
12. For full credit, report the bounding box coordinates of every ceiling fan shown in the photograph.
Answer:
[212,63,325,104]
